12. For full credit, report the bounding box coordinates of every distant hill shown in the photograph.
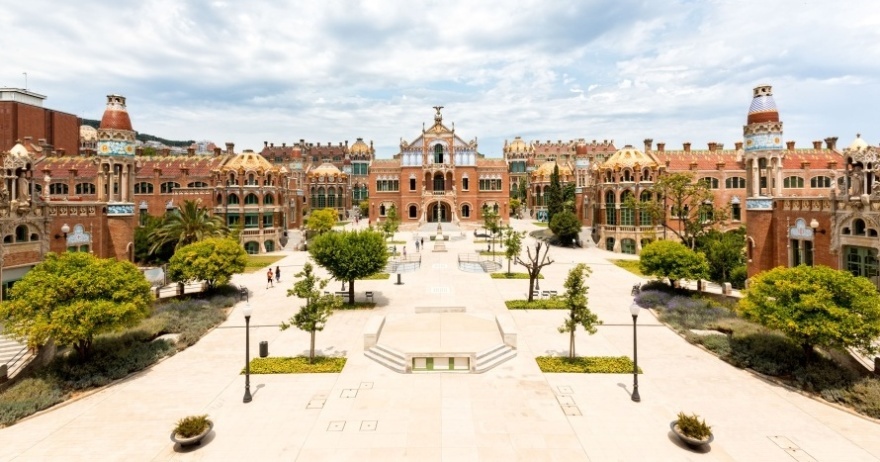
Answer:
[81,119,195,148]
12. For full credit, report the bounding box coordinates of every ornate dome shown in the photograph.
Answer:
[7,143,31,163]
[99,94,133,131]
[746,85,779,125]
[222,150,276,172]
[505,136,533,154]
[601,145,656,169]
[80,125,97,141]
[308,162,346,179]
[847,133,869,152]
[531,161,571,180]
[350,137,371,154]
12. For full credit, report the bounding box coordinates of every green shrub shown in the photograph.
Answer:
[696,334,731,357]
[675,412,712,439]
[728,332,803,375]
[338,302,376,310]
[0,378,65,427]
[506,299,567,310]
[174,414,211,438]
[793,360,856,392]
[151,293,232,347]
[490,273,543,279]
[729,265,747,289]
[839,378,880,418]
[45,337,175,390]
[245,356,347,374]
[634,290,671,309]
[359,273,390,280]
[535,356,640,373]
[707,318,765,337]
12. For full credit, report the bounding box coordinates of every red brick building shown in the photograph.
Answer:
[0,88,79,156]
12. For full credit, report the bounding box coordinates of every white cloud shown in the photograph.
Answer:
[1,0,878,156]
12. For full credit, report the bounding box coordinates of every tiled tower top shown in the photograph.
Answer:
[99,94,133,131]
[747,85,779,125]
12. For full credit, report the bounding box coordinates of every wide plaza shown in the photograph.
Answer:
[0,219,878,461]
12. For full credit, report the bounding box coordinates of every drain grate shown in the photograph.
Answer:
[428,286,450,294]
[360,382,374,389]
[360,420,377,431]
[327,421,345,432]
[340,389,358,398]
[768,436,817,462]
[557,385,574,394]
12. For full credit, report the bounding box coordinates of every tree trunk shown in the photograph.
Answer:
[802,342,817,363]
[528,278,535,302]
[309,330,316,364]
[348,279,355,305]
[569,330,576,359]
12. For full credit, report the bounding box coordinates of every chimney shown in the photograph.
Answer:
[644,138,653,152]
[225,142,234,155]
[58,148,65,157]
[824,137,838,150]
[657,142,665,152]
[24,136,32,143]
[812,140,822,150]
[716,143,724,150]
[786,141,795,150]
[735,141,743,151]
[214,147,222,156]
[282,142,286,148]
[187,147,195,156]
[264,141,268,147]
[270,142,274,147]
[683,142,691,152]
[708,142,717,152]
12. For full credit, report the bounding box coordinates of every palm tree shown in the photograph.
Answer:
[149,200,227,253]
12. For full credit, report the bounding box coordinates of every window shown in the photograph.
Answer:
[622,169,633,182]
[621,239,636,255]
[699,177,719,189]
[244,193,259,205]
[245,174,258,186]
[317,187,326,208]
[620,191,634,226]
[160,182,179,194]
[376,180,399,191]
[49,183,69,195]
[434,175,445,191]
[327,187,336,208]
[15,225,28,242]
[228,193,239,205]
[725,177,746,189]
[639,191,653,225]
[409,205,417,218]
[263,214,273,227]
[75,183,96,195]
[244,214,259,228]
[227,214,241,226]
[699,203,714,222]
[379,204,386,216]
[731,203,741,221]
[845,246,879,281]
[605,237,615,251]
[791,239,814,266]
[134,182,153,194]
[264,194,274,205]
[462,177,469,190]
[478,179,502,191]
[854,219,867,236]
[187,181,209,188]
[461,204,470,218]
[810,176,832,188]
[605,190,616,225]
[783,176,804,188]
[434,144,444,164]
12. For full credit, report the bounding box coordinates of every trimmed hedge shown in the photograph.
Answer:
[536,356,641,373]
[506,299,566,310]
[245,356,347,374]
[490,273,544,280]
[0,378,65,427]
[359,273,390,280]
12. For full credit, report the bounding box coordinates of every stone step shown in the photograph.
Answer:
[474,345,517,373]
[373,343,406,361]
[364,348,406,373]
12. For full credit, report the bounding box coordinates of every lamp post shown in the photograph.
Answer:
[243,304,253,403]
[630,302,641,402]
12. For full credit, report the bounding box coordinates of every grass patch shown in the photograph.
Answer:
[359,273,390,280]
[386,240,407,245]
[478,251,506,256]
[245,356,347,374]
[333,220,351,226]
[243,255,285,273]
[532,221,549,227]
[506,298,566,309]
[0,378,65,427]
[536,356,640,373]
[338,302,376,310]
[612,259,643,276]
[490,272,544,279]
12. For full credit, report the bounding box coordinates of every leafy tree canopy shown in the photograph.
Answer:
[739,265,880,357]
[639,172,727,248]
[549,210,581,246]
[558,263,602,358]
[639,240,709,282]
[308,230,389,304]
[694,228,746,284]
[0,252,153,358]
[307,208,337,235]
[280,262,342,363]
[167,237,247,289]
[547,164,563,223]
[381,205,400,238]
[149,199,227,253]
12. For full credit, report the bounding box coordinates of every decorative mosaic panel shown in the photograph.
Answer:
[107,204,135,216]
[744,133,783,153]
[746,198,773,210]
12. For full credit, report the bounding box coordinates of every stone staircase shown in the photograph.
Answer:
[474,344,517,373]
[0,334,33,380]
[364,344,407,373]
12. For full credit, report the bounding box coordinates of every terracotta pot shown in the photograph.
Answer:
[670,420,713,448]
[171,420,213,447]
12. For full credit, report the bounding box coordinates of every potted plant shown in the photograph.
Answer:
[670,412,713,448]
[170,414,213,447]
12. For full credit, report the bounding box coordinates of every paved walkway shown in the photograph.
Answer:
[1,218,879,461]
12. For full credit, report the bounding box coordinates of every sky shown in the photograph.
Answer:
[2,0,879,158]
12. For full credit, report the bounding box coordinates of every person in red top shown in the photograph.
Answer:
[267,268,274,289]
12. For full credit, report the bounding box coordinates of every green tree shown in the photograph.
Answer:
[306,208,337,235]
[515,241,554,302]
[381,205,400,240]
[149,199,226,253]
[558,264,602,358]
[640,172,727,249]
[359,200,370,218]
[695,228,746,283]
[509,198,522,217]
[562,183,576,212]
[503,228,525,275]
[308,230,389,304]
[166,238,247,290]
[483,208,502,256]
[547,164,563,223]
[739,265,880,359]
[518,180,528,209]
[549,210,581,246]
[639,240,709,284]
[135,214,174,264]
[0,252,153,359]
[280,262,342,363]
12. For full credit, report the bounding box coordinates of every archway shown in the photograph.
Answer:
[427,201,452,222]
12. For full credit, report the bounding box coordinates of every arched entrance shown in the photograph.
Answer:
[427,201,452,222]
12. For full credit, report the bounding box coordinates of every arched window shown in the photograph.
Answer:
[642,168,652,182]
[605,237,615,251]
[50,183,69,195]
[75,183,96,195]
[699,177,719,189]
[264,194,274,205]
[327,187,336,207]
[461,204,470,218]
[187,181,208,188]
[854,219,867,236]
[783,176,804,189]
[160,182,179,194]
[605,190,616,225]
[317,187,326,208]
[462,174,470,190]
[621,238,636,254]
[434,144,444,164]
[246,174,257,186]
[433,173,445,192]
[620,191,634,225]
[639,191,653,225]
[810,176,832,188]
[15,225,28,242]
[228,193,239,205]
[622,169,633,182]
[228,173,236,186]
[725,177,746,189]
[379,204,386,216]
[409,205,417,218]
[134,182,153,194]
[244,193,259,205]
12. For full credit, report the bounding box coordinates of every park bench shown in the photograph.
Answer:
[239,285,249,302]
[365,291,374,303]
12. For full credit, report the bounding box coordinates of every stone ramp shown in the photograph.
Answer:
[0,334,33,380]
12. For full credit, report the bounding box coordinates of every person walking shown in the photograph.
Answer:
[267,268,274,289]
[275,266,281,283]
[420,237,424,248]
[415,240,420,252]
[403,246,407,258]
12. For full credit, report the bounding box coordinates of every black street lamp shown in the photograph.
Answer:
[243,304,254,403]
[629,302,641,402]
